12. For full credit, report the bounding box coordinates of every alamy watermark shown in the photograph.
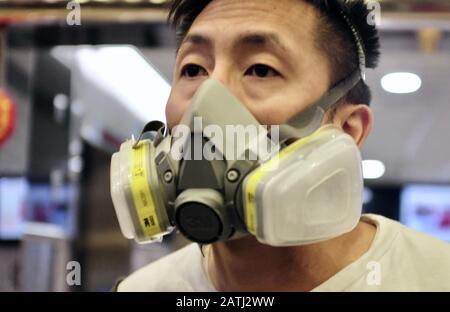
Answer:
[66,261,81,286]
[169,117,280,164]
[366,0,381,26]
[366,260,382,286]
[67,2,81,26]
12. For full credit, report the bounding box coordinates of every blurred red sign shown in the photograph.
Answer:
[0,89,16,147]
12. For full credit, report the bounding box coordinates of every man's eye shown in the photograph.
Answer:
[181,64,208,78]
[245,64,280,78]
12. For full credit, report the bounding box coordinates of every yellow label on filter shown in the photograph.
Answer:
[130,141,162,237]
[244,153,282,235]
[244,172,261,235]
[244,126,332,235]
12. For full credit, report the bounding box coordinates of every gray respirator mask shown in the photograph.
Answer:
[110,10,368,246]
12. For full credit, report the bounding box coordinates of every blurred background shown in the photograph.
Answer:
[0,0,449,292]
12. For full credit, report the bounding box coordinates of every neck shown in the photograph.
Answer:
[207,219,376,292]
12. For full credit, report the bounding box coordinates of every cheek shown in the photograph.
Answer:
[165,92,188,130]
[245,90,309,126]
[166,79,320,129]
[165,81,205,129]
[249,75,331,126]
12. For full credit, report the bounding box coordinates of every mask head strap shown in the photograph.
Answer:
[279,8,367,141]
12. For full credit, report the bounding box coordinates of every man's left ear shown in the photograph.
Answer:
[333,104,373,149]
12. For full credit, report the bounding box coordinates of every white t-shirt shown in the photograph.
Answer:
[117,214,450,292]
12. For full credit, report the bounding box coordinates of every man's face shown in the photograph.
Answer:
[166,0,331,129]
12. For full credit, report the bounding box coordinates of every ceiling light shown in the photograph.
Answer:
[381,72,422,94]
[362,160,386,180]
[74,46,170,124]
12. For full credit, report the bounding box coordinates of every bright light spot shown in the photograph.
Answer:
[363,187,374,205]
[53,94,69,111]
[69,156,84,174]
[363,160,386,180]
[381,72,422,94]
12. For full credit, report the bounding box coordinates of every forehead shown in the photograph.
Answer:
[186,0,318,48]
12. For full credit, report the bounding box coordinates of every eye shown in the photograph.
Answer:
[180,64,208,78]
[245,64,280,78]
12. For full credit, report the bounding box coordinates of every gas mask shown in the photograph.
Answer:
[110,72,364,246]
[110,5,369,247]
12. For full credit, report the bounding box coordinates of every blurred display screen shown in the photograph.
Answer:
[26,183,75,230]
[0,179,76,239]
[401,185,450,242]
[0,177,28,240]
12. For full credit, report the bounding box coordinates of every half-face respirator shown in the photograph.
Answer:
[110,74,364,246]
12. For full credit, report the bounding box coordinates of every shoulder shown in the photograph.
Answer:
[366,213,450,257]
[117,243,211,292]
[364,214,450,290]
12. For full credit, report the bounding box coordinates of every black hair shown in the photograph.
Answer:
[168,0,380,106]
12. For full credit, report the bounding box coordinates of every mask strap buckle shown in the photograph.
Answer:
[133,120,166,149]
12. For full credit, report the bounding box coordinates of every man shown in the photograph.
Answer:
[117,0,450,291]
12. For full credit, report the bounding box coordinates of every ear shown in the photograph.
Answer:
[333,104,373,149]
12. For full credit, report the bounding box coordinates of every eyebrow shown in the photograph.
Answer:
[178,31,291,59]
[180,33,213,50]
[236,32,288,53]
